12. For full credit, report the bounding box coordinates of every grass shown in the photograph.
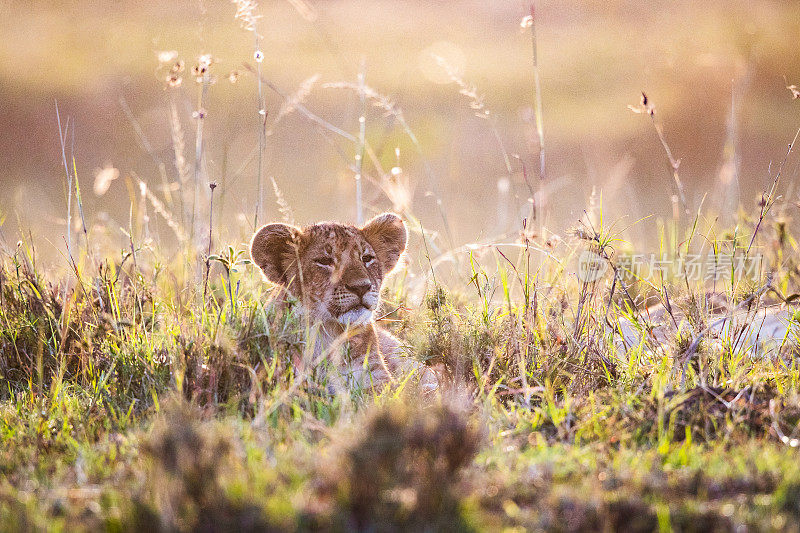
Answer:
[4,1,800,531]
[2,189,800,531]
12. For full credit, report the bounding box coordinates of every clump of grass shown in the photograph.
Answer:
[314,401,481,531]
[131,399,272,532]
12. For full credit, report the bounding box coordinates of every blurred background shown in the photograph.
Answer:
[1,0,799,264]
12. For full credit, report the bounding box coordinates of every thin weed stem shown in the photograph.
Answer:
[203,182,218,304]
[747,127,800,255]
[55,102,73,308]
[169,96,189,230]
[355,60,367,225]
[526,4,546,182]
[629,92,688,216]
[192,55,212,246]
[119,96,173,208]
[255,34,266,229]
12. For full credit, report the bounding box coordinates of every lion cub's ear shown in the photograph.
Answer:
[250,223,302,285]
[361,213,408,274]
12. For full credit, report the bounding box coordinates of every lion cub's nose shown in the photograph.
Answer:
[346,280,371,299]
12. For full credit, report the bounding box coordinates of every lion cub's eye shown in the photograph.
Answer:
[362,253,375,265]
[314,257,334,267]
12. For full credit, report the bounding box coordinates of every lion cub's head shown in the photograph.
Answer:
[250,213,407,325]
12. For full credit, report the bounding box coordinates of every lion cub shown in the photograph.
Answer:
[250,213,437,392]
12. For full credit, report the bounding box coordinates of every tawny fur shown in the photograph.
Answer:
[615,291,793,356]
[250,213,438,392]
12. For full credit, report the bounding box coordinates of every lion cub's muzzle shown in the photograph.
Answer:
[331,279,379,325]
